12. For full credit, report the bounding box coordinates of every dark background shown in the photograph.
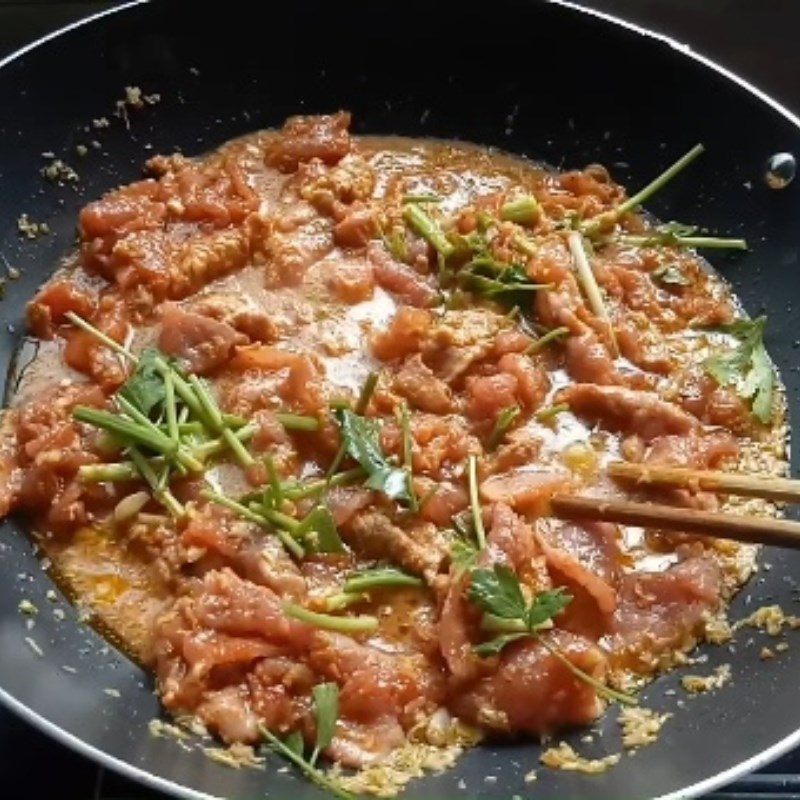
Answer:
[1,2,799,798]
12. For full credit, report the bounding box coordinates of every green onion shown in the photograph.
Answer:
[500,196,538,226]
[283,603,379,634]
[402,203,454,258]
[467,454,486,551]
[402,194,441,204]
[275,413,320,432]
[343,568,423,593]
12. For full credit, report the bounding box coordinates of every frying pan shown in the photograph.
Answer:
[1,2,799,798]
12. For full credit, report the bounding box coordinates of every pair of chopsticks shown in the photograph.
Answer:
[550,462,800,548]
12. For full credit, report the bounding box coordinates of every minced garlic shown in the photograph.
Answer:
[540,742,621,774]
[618,707,671,749]
[681,664,731,694]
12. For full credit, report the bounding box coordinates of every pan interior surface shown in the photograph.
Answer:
[0,2,798,798]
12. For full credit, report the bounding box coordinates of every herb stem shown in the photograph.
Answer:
[356,372,379,414]
[539,636,637,706]
[583,143,704,234]
[343,568,423,593]
[402,203,454,258]
[191,424,256,459]
[526,326,570,355]
[321,592,369,612]
[275,412,320,432]
[73,407,175,456]
[487,406,520,451]
[500,196,538,226]
[619,234,747,250]
[128,447,184,518]
[327,373,378,479]
[567,231,619,357]
[64,312,137,363]
[78,462,139,483]
[262,508,302,534]
[284,468,365,502]
[535,403,569,423]
[162,369,179,443]
[259,726,354,800]
[398,401,418,512]
[188,375,254,467]
[283,603,379,634]
[264,454,283,508]
[467,454,487,550]
[201,490,305,559]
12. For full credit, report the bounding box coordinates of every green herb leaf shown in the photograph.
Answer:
[335,409,410,502]
[526,588,573,629]
[283,730,305,758]
[704,316,774,423]
[450,537,479,573]
[311,683,339,765]
[300,506,346,554]
[473,632,529,658]
[468,564,528,620]
[652,264,691,287]
[118,349,174,417]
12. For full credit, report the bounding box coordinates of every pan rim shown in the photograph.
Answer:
[1,2,799,798]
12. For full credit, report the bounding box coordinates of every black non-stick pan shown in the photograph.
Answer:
[1,2,799,797]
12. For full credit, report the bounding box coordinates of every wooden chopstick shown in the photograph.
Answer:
[550,494,800,549]
[607,461,800,504]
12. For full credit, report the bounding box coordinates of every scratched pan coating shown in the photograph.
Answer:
[0,2,798,798]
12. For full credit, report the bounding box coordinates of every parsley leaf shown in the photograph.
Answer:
[472,632,528,658]
[704,315,775,423]
[526,587,573,629]
[468,564,528,620]
[652,264,691,287]
[311,682,339,765]
[283,730,305,758]
[118,349,174,417]
[334,409,410,502]
[300,506,346,554]
[450,537,479,573]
